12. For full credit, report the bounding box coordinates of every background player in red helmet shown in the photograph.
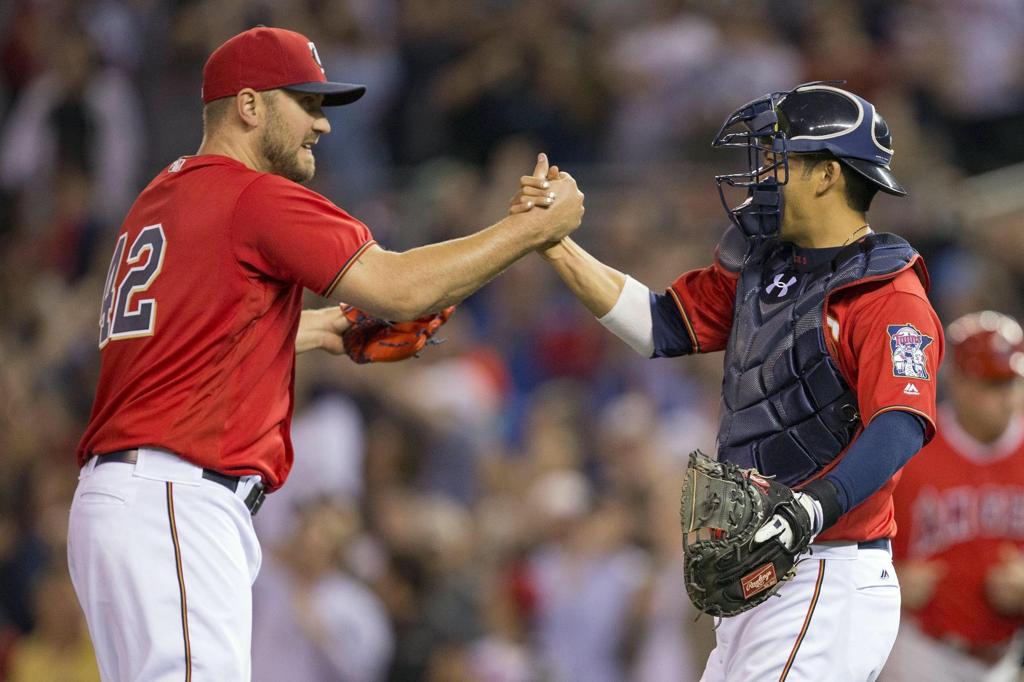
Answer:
[516,82,944,680]
[884,311,1024,682]
[68,26,584,681]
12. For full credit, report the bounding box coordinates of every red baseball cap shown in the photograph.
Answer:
[948,310,1024,382]
[202,27,366,107]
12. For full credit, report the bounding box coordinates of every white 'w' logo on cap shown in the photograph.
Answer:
[308,42,325,74]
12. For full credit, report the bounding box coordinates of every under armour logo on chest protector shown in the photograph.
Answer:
[764,272,798,299]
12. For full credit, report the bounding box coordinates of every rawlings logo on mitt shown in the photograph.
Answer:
[341,305,455,364]
[680,450,814,617]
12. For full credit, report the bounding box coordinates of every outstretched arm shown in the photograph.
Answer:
[328,155,584,322]
[512,160,657,356]
[540,238,658,357]
[538,238,626,318]
[514,161,626,317]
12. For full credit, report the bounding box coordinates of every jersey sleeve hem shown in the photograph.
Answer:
[867,405,936,443]
[667,287,702,353]
[322,239,377,297]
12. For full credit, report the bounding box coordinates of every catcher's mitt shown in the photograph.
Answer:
[680,450,813,617]
[341,305,454,364]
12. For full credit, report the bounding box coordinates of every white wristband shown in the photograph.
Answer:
[597,275,654,357]
[796,492,824,539]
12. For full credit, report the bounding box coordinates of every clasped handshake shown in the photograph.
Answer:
[506,152,586,252]
[314,152,584,365]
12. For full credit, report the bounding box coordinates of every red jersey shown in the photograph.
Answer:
[668,242,943,541]
[77,155,375,490]
[892,407,1024,647]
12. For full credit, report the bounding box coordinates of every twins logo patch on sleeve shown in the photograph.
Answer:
[888,323,933,380]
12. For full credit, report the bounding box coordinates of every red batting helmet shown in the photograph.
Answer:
[948,311,1024,381]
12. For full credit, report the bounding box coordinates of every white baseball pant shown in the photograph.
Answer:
[701,542,901,682]
[67,447,263,681]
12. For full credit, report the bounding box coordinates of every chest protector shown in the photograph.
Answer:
[715,227,919,487]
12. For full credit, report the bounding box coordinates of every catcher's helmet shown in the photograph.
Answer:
[712,81,906,240]
[948,311,1024,382]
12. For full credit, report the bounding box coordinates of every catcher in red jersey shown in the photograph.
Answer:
[883,311,1024,682]
[68,26,583,681]
[516,83,943,680]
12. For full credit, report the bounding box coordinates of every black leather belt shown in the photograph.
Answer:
[94,450,266,516]
[857,538,891,551]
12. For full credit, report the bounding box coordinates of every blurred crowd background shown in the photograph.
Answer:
[1,0,1023,680]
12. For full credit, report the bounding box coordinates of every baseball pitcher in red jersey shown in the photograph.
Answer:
[515,83,943,680]
[68,26,584,681]
[884,311,1024,682]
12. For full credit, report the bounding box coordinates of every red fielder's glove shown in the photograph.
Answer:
[340,305,455,364]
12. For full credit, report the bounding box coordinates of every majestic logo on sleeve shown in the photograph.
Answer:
[888,323,933,380]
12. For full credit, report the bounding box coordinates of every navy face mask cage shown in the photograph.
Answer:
[712,88,795,241]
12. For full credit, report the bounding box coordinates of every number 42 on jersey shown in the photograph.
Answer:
[98,225,166,348]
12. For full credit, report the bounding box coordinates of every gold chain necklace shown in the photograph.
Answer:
[842,224,872,246]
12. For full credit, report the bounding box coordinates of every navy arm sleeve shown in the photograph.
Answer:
[802,410,925,531]
[651,291,694,358]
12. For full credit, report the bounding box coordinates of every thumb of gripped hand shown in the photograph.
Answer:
[532,152,549,180]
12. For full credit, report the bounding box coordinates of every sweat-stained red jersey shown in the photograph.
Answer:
[77,155,375,490]
[667,239,943,541]
[892,407,1024,647]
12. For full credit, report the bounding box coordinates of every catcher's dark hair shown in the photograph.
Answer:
[796,151,878,212]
